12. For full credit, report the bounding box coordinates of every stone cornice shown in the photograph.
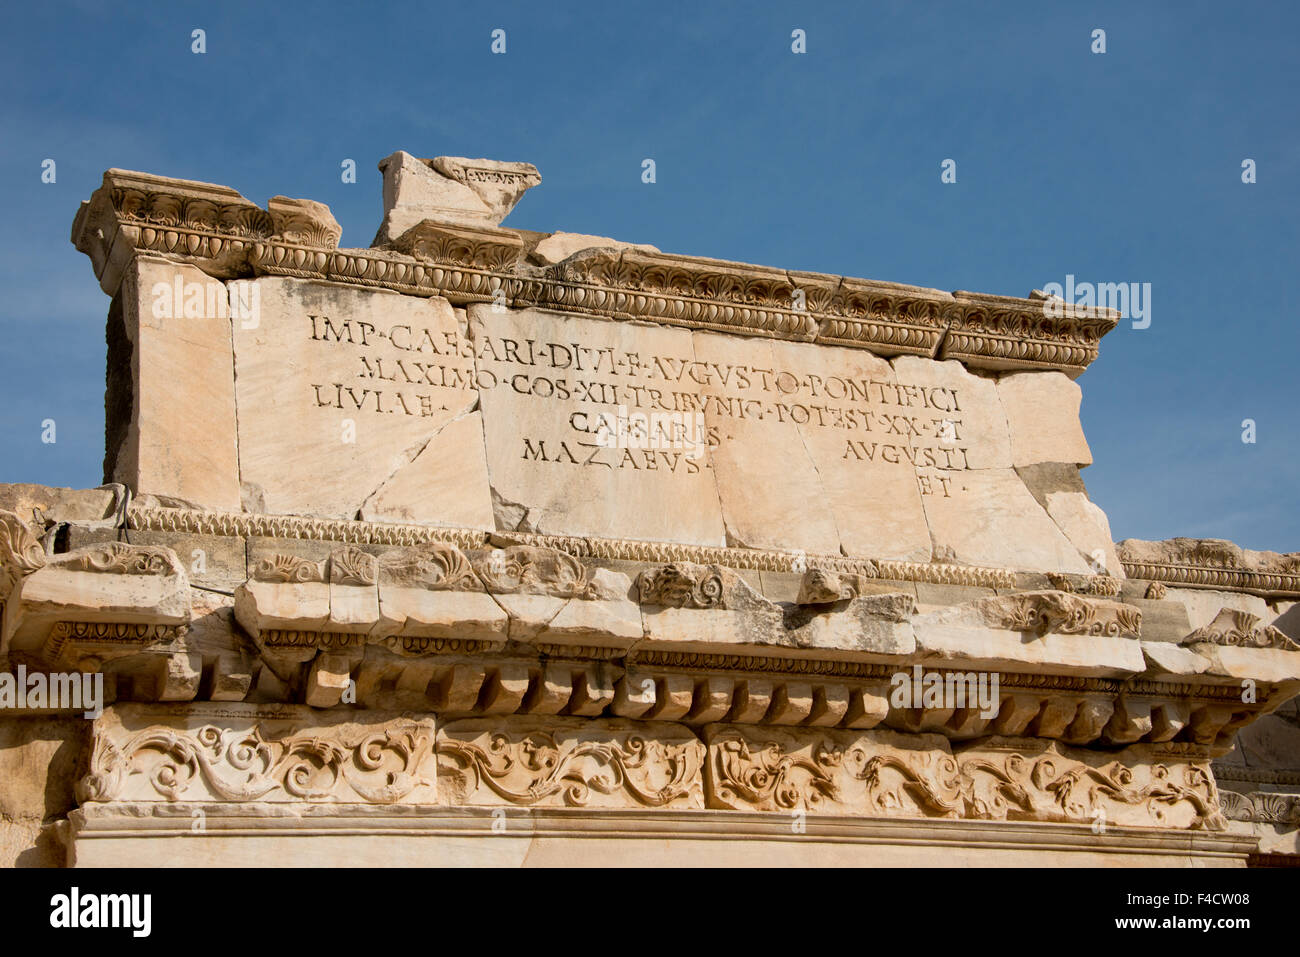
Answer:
[71,168,1119,378]
[1119,537,1300,599]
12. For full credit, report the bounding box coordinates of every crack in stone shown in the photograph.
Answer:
[354,398,481,519]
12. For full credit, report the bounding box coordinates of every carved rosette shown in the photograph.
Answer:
[78,705,437,805]
[436,719,704,809]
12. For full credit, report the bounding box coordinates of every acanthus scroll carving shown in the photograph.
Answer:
[975,591,1141,638]
[79,711,436,805]
[437,720,704,808]
[0,510,46,593]
[1185,608,1300,652]
[252,553,326,583]
[705,728,1223,830]
[60,541,179,576]
[473,545,595,598]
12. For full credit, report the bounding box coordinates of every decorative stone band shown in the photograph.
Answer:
[126,504,1024,589]
[77,707,1225,830]
[71,170,1119,377]
[1213,765,1300,788]
[1122,560,1300,599]
[703,725,1224,830]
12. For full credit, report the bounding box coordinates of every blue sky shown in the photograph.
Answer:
[1,0,1295,550]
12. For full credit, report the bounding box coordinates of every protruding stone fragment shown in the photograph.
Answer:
[685,676,735,724]
[210,653,254,702]
[1148,701,1191,742]
[767,682,814,725]
[796,567,877,605]
[153,651,204,702]
[992,694,1043,736]
[611,674,657,719]
[843,686,890,729]
[1064,697,1116,745]
[375,152,540,242]
[727,679,774,723]
[1032,697,1080,738]
[435,663,488,713]
[478,664,531,716]
[267,195,342,248]
[807,684,851,727]
[7,542,191,657]
[1103,698,1153,745]
[645,674,694,721]
[305,653,355,709]
[567,665,615,717]
[521,663,573,715]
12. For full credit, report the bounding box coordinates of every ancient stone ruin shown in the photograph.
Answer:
[1,152,1297,865]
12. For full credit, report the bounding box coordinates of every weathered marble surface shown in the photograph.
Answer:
[70,159,1127,577]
